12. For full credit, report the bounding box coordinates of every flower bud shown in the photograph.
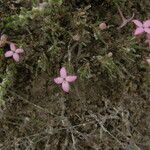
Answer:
[99,22,107,30]
[146,58,150,65]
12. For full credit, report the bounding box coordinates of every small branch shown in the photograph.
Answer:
[8,91,59,117]
[116,3,134,29]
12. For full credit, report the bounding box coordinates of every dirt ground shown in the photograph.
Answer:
[0,0,150,150]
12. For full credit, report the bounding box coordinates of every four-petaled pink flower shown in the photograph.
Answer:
[132,20,150,35]
[54,67,77,93]
[5,43,24,62]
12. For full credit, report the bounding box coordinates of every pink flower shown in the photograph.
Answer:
[132,19,150,35]
[145,33,150,45]
[146,58,150,65]
[5,43,24,62]
[54,67,77,92]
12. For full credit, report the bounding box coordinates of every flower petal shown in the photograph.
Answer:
[132,20,143,27]
[60,67,67,78]
[54,77,64,84]
[13,53,19,62]
[62,81,70,92]
[16,48,24,53]
[10,43,16,52]
[5,51,13,57]
[143,20,150,28]
[134,27,144,35]
[66,76,77,82]
[144,28,150,34]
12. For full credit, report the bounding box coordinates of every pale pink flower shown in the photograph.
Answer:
[132,19,150,35]
[5,43,24,62]
[54,67,77,92]
[146,58,150,65]
[145,33,150,45]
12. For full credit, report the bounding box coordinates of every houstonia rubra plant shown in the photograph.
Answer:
[5,43,24,62]
[132,19,150,35]
[54,67,77,93]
